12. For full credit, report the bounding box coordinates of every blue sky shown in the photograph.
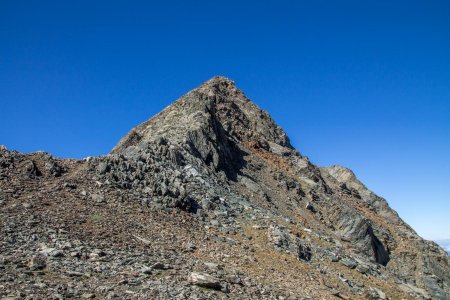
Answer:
[1,1,449,240]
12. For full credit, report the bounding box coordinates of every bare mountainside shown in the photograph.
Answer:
[1,77,448,299]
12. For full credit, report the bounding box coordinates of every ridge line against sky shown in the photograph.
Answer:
[1,1,449,240]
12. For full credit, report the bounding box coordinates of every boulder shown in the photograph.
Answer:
[189,272,222,290]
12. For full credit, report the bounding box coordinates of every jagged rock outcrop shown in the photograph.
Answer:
[0,76,448,299]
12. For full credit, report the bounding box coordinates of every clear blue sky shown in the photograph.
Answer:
[1,1,449,240]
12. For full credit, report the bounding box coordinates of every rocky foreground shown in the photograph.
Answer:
[1,77,449,299]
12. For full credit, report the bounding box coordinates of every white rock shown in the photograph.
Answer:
[189,272,221,289]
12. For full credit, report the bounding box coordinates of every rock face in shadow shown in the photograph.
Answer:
[0,77,449,299]
[368,226,390,266]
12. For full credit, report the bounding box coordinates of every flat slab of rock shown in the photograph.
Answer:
[340,258,358,269]
[189,272,221,290]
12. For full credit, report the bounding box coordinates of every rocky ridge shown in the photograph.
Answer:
[0,77,449,299]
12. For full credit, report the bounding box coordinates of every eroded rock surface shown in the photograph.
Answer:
[1,77,448,299]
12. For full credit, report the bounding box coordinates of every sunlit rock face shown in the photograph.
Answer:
[1,77,449,299]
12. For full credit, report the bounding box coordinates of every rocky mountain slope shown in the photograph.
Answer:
[435,240,450,255]
[1,76,449,299]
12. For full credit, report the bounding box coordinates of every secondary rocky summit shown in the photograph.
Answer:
[1,77,449,299]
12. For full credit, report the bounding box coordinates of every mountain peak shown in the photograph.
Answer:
[201,75,235,86]
[3,77,450,299]
[192,76,242,101]
[112,77,292,156]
